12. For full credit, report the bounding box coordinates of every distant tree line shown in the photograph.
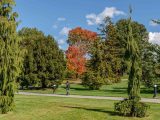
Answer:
[66,17,160,90]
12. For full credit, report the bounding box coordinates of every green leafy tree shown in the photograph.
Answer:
[142,43,160,87]
[19,28,65,88]
[141,19,160,87]
[0,0,22,113]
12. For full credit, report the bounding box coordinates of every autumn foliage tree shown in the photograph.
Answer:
[66,27,98,78]
[68,27,97,45]
[66,45,86,78]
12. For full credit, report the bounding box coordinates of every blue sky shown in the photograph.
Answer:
[15,0,160,50]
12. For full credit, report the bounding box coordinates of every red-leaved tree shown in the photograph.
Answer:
[66,27,98,78]
[66,45,86,77]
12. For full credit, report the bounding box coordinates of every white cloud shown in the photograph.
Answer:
[58,39,65,45]
[60,27,71,36]
[86,7,125,25]
[57,17,66,21]
[52,17,66,29]
[149,32,160,45]
[149,21,158,27]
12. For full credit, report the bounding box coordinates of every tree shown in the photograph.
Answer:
[66,27,98,78]
[142,43,160,87]
[98,17,123,83]
[66,45,86,78]
[116,18,148,75]
[81,39,105,90]
[19,28,65,88]
[141,19,160,87]
[18,28,44,88]
[0,0,22,113]
[115,8,149,117]
[68,27,97,46]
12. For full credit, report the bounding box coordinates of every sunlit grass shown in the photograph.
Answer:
[21,79,159,99]
[0,95,159,120]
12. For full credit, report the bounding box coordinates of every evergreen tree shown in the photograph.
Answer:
[115,8,149,117]
[82,39,105,90]
[126,10,141,100]
[98,17,123,83]
[19,28,65,88]
[116,18,148,75]
[0,0,22,113]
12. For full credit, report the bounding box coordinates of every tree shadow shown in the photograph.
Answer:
[61,86,91,91]
[101,88,127,94]
[61,105,118,116]
[140,88,153,94]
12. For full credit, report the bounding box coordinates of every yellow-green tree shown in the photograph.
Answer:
[0,0,22,113]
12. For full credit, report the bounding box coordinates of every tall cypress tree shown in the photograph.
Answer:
[115,7,148,117]
[0,0,22,113]
[126,8,141,100]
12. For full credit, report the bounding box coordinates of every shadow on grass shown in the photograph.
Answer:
[61,85,91,91]
[140,88,153,94]
[102,89,127,94]
[61,105,118,116]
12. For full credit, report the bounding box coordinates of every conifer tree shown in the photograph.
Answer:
[126,8,141,100]
[99,17,123,83]
[115,7,148,117]
[0,0,22,113]
[19,28,65,88]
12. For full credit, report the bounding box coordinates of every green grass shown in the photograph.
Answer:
[0,95,159,120]
[21,79,159,99]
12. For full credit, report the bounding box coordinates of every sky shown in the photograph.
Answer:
[14,0,160,50]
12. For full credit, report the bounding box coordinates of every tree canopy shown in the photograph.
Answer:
[19,28,65,88]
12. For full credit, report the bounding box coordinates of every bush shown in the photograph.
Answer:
[64,70,77,79]
[115,99,149,117]
[81,71,104,90]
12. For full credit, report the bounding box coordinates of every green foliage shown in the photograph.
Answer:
[115,99,149,117]
[64,70,77,79]
[100,17,123,83]
[116,19,148,74]
[142,43,160,87]
[98,17,123,83]
[18,28,66,88]
[115,9,148,117]
[82,71,104,90]
[0,96,15,114]
[0,0,22,113]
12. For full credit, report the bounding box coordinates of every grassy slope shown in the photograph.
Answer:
[21,79,159,99]
[0,95,159,120]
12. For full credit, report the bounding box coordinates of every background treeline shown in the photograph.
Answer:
[17,18,160,90]
[66,17,160,90]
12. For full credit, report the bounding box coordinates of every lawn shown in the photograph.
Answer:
[0,95,159,120]
[21,79,159,99]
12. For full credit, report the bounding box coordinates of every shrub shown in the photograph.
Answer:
[115,99,149,117]
[64,70,77,79]
[81,71,104,90]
